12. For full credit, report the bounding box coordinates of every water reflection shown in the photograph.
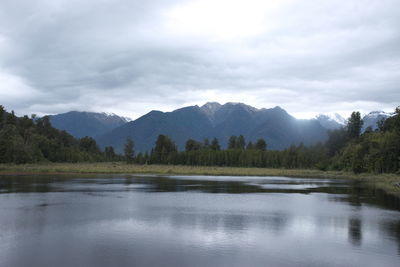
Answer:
[348,217,362,246]
[1,174,399,210]
[0,174,399,267]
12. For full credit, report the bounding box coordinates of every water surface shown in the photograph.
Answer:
[0,174,399,267]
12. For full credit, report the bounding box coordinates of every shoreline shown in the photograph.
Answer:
[1,162,399,197]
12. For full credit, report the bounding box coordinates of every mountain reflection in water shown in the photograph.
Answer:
[0,174,399,267]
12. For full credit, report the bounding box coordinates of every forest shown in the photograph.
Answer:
[0,105,120,163]
[1,104,399,174]
[131,107,400,174]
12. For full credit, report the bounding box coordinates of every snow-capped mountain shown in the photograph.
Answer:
[316,110,392,131]
[200,102,222,118]
[362,111,391,131]
[49,111,130,138]
[316,113,346,130]
[102,112,132,122]
[98,102,328,152]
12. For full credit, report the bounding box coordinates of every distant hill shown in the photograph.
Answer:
[49,111,130,138]
[97,102,328,153]
[362,111,391,131]
[315,111,391,132]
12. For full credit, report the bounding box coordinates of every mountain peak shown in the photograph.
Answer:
[364,110,391,118]
[49,111,130,138]
[316,113,346,130]
[271,106,287,113]
[202,101,221,107]
[362,110,391,131]
[225,102,258,113]
[201,102,222,117]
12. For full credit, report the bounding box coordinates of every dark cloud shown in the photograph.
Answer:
[0,0,399,119]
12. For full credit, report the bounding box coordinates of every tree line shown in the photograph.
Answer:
[2,104,399,174]
[124,107,400,174]
[0,105,122,163]
[125,134,328,169]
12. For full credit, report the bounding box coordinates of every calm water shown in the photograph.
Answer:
[0,175,399,267]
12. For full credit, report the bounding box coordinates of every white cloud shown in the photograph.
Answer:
[0,70,46,114]
[0,0,399,119]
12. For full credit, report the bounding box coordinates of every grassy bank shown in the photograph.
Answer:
[1,162,399,196]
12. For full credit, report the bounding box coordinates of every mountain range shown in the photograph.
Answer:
[49,111,130,138]
[48,103,392,153]
[97,102,327,152]
[315,111,391,131]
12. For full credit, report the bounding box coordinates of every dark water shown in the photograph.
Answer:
[0,175,399,267]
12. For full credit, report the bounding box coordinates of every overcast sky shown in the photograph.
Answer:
[0,0,399,119]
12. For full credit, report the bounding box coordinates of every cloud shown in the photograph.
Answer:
[0,0,399,119]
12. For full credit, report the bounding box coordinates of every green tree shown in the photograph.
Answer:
[6,111,17,125]
[228,136,237,149]
[203,138,210,148]
[105,146,116,161]
[153,135,177,163]
[124,136,134,163]
[347,111,363,139]
[326,128,348,156]
[0,105,5,126]
[237,135,246,150]
[155,135,177,154]
[254,138,267,151]
[185,139,202,151]
[79,136,100,154]
[381,106,400,133]
[0,125,31,163]
[246,141,254,150]
[210,138,220,151]
[0,105,113,163]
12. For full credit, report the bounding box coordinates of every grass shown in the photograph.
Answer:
[1,162,399,196]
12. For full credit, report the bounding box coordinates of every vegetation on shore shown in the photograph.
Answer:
[1,162,399,196]
[132,108,400,175]
[0,105,121,163]
[1,104,399,199]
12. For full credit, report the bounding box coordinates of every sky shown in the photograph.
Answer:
[0,0,399,120]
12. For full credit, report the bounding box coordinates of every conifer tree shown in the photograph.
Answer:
[255,138,267,151]
[347,111,363,139]
[210,138,220,151]
[246,141,254,150]
[237,135,246,150]
[228,136,237,149]
[124,136,134,163]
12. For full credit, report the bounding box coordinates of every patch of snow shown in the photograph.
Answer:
[201,102,222,117]
[102,112,117,117]
[316,113,346,125]
[363,111,391,119]
[122,116,132,122]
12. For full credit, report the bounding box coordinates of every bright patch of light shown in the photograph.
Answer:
[165,0,287,40]
[0,71,38,101]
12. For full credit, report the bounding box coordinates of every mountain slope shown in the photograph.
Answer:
[316,113,346,130]
[362,111,391,131]
[97,102,328,153]
[49,111,130,138]
[97,106,214,153]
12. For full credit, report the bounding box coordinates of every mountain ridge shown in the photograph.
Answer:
[49,111,130,138]
[96,102,328,153]
[47,103,393,153]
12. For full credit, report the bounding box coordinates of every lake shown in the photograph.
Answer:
[0,174,399,267]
